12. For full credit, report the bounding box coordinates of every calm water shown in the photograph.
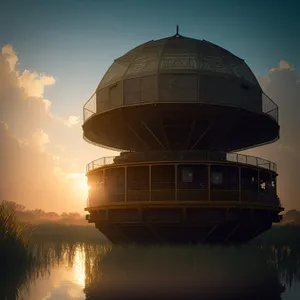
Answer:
[4,242,300,300]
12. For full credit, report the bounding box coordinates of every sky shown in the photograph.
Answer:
[0,0,299,213]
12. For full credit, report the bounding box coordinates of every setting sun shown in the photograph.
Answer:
[68,173,90,198]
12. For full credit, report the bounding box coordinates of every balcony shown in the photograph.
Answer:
[86,151,277,173]
[83,89,278,124]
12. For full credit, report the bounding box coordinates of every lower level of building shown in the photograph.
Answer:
[85,151,283,244]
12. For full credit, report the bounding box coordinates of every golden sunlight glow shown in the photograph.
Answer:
[68,173,90,199]
[73,246,86,287]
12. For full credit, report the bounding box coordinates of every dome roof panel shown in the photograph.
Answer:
[97,34,260,90]
[98,62,129,88]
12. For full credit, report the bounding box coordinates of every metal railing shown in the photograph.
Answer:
[86,150,277,173]
[83,88,278,123]
[262,92,278,122]
[83,92,97,122]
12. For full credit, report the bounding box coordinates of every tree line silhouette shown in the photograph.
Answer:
[1,200,87,225]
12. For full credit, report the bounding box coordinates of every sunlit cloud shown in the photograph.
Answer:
[0,44,85,212]
[18,69,56,98]
[1,44,18,71]
[245,59,300,210]
[274,60,295,71]
[63,115,80,128]
[30,129,50,152]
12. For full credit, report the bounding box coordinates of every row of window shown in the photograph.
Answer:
[88,189,278,205]
[88,164,276,193]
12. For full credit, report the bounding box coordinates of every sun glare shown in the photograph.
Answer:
[79,178,90,192]
[68,173,90,198]
[73,246,86,287]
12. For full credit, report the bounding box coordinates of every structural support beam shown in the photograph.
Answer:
[147,224,165,243]
[190,119,216,150]
[159,119,171,150]
[201,224,218,243]
[141,120,166,150]
[224,223,240,243]
[186,119,196,150]
[126,122,150,150]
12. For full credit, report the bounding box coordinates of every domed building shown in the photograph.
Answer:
[83,29,283,244]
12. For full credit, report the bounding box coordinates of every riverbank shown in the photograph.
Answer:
[22,222,300,246]
[24,222,107,243]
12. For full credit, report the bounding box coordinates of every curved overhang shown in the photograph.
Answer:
[82,102,279,152]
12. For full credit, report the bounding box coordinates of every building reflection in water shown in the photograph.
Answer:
[83,244,287,300]
[6,242,300,300]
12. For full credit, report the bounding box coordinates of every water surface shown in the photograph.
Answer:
[6,242,300,300]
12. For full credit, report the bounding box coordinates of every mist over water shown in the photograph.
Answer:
[3,239,300,300]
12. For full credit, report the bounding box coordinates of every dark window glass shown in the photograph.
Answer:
[105,168,125,202]
[127,166,149,190]
[151,165,175,190]
[210,165,239,190]
[241,168,258,191]
[178,165,208,189]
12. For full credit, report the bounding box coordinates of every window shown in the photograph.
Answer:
[182,168,194,183]
[127,166,149,190]
[241,168,258,191]
[259,171,271,193]
[127,166,149,201]
[105,168,125,202]
[211,172,223,185]
[178,165,208,189]
[151,164,175,201]
[87,171,104,206]
[210,165,239,190]
[178,164,208,201]
[152,165,175,190]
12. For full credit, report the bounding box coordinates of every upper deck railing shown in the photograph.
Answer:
[86,151,277,173]
[83,91,278,124]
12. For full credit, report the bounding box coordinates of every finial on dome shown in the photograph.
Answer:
[174,25,182,38]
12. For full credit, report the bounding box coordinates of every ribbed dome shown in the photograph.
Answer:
[83,32,278,152]
[97,34,260,90]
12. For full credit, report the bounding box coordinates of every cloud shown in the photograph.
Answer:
[0,44,79,136]
[271,60,295,72]
[18,69,56,98]
[0,45,83,212]
[63,115,80,128]
[30,129,50,152]
[0,119,86,212]
[1,44,18,70]
[245,60,300,210]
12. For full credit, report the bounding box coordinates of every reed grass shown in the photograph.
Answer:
[0,202,35,299]
[0,201,32,260]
